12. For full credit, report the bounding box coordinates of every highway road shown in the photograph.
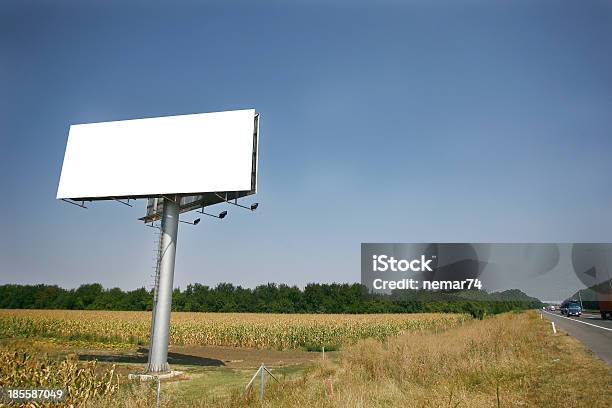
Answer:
[542,311,612,364]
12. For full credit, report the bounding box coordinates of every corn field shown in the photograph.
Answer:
[0,349,120,406]
[0,310,468,350]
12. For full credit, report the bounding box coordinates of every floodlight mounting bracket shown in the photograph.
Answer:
[113,198,133,207]
[214,193,258,211]
[161,195,179,203]
[61,198,88,209]
[196,207,227,219]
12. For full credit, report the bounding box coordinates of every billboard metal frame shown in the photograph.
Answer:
[57,109,258,201]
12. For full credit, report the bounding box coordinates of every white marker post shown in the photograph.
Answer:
[551,321,557,334]
[260,363,265,400]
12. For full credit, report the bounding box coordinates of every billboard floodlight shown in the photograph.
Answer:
[179,218,201,226]
[198,207,228,219]
[57,108,260,375]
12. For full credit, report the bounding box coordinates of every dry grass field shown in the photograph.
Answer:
[222,311,611,408]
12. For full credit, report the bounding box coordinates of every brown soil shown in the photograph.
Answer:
[77,344,333,371]
[168,344,330,368]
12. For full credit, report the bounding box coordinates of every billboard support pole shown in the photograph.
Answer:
[146,196,180,373]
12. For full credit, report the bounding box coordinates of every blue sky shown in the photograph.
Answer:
[1,0,611,290]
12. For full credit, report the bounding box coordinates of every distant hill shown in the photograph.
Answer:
[489,289,543,303]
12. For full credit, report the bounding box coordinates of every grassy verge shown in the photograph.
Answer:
[223,311,611,408]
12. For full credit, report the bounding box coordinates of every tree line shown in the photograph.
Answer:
[0,283,541,318]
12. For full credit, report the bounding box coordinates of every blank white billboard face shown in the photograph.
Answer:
[57,109,258,199]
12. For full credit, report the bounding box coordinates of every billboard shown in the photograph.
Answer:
[57,109,259,200]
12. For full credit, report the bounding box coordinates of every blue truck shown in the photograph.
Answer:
[560,300,582,317]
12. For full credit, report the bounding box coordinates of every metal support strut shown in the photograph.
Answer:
[146,196,179,373]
